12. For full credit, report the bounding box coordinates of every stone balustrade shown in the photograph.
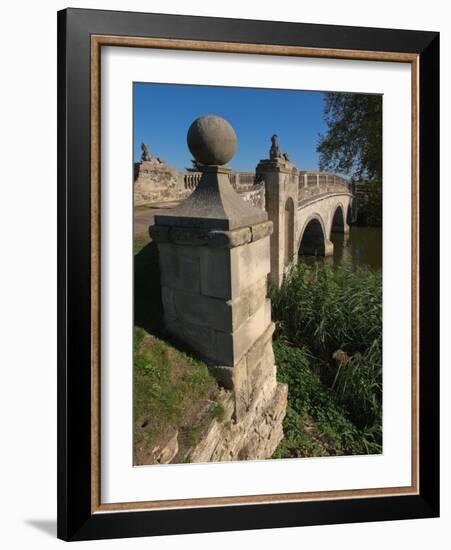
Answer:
[298,172,351,204]
[135,158,350,210]
[183,172,201,190]
[183,171,258,192]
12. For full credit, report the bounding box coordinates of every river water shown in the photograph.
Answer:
[332,226,382,270]
[301,226,382,271]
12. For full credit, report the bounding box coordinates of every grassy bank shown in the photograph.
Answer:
[133,234,225,464]
[134,228,382,461]
[134,327,223,464]
[271,262,382,456]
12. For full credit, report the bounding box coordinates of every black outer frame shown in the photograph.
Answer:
[57,8,439,542]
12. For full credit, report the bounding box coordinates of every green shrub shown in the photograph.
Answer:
[273,341,377,456]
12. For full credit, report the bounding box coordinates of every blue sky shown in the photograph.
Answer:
[133,83,328,172]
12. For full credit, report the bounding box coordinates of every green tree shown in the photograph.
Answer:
[185,158,204,172]
[317,93,382,182]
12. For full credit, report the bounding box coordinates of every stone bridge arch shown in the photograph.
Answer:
[330,203,349,236]
[294,194,351,254]
[297,214,329,256]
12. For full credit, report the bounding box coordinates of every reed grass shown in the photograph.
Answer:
[271,262,382,454]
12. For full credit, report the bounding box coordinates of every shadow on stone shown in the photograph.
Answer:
[134,239,214,361]
[134,241,164,336]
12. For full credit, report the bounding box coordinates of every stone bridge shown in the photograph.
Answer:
[254,158,352,286]
[149,116,354,462]
[136,139,353,288]
[179,166,353,288]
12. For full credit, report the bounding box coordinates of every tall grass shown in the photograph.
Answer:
[271,262,382,452]
[271,262,381,355]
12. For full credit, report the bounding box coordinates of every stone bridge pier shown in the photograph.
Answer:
[256,154,299,288]
[256,137,353,287]
[151,115,287,461]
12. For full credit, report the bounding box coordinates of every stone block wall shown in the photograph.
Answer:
[151,222,273,369]
[151,213,287,456]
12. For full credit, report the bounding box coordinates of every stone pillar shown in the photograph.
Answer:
[324,239,334,256]
[150,116,287,456]
[256,156,299,288]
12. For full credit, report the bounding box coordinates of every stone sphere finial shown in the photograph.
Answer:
[187,115,237,166]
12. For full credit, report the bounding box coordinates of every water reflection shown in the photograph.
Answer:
[300,226,382,271]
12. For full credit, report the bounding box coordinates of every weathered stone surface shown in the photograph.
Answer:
[229,278,267,331]
[207,227,252,248]
[240,184,266,210]
[188,382,288,463]
[163,296,271,372]
[230,236,271,298]
[149,224,170,243]
[246,322,275,372]
[246,278,268,318]
[158,243,202,294]
[199,247,232,299]
[156,168,267,231]
[185,393,235,463]
[165,316,216,361]
[163,287,232,332]
[170,227,209,246]
[135,165,266,210]
[247,341,277,408]
[251,221,273,242]
[212,300,271,367]
[134,159,188,206]
[187,115,237,166]
[153,224,270,249]
[325,239,334,256]
[136,428,179,465]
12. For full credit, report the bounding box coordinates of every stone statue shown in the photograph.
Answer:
[269,134,288,160]
[283,152,290,162]
[141,142,151,162]
[269,134,280,159]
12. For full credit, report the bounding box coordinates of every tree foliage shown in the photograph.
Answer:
[317,92,382,182]
[185,158,204,172]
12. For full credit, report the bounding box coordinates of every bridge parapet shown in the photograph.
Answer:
[183,170,258,192]
[298,172,351,203]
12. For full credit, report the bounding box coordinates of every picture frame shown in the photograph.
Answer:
[57,7,439,541]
